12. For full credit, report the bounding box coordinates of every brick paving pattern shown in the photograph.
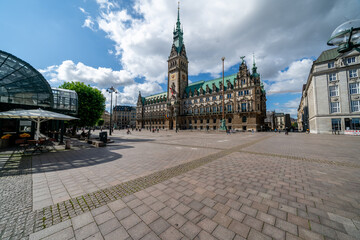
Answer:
[0,131,359,240]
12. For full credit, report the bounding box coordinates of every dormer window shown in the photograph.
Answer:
[328,62,335,68]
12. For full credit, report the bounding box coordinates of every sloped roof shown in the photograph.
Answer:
[144,92,167,100]
[185,73,238,95]
[314,48,340,63]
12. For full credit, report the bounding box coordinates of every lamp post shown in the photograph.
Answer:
[107,86,117,135]
[220,57,227,131]
[327,19,360,53]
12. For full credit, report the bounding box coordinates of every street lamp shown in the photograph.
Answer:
[220,57,227,131]
[327,19,360,53]
[106,86,117,135]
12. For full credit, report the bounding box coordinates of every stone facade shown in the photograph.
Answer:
[274,113,291,130]
[264,111,275,130]
[298,48,360,134]
[101,111,110,127]
[136,7,267,131]
[113,106,136,129]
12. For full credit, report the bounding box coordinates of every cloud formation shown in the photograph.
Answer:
[39,60,134,88]
[266,59,313,95]
[74,0,360,110]
[85,0,358,82]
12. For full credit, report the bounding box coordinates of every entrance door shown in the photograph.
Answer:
[169,120,173,130]
[345,118,350,130]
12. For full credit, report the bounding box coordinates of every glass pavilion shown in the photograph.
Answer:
[0,50,78,142]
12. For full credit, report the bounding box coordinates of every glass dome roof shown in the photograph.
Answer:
[328,19,360,47]
[0,50,53,108]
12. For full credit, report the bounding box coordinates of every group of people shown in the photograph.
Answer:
[274,128,289,135]
[150,128,160,133]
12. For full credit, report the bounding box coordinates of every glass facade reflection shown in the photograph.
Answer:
[0,50,53,108]
[0,50,77,114]
[52,88,78,114]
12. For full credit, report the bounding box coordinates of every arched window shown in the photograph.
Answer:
[242,116,247,122]
[228,118,232,123]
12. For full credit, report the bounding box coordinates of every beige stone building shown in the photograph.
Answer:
[101,111,110,127]
[136,7,267,131]
[113,106,136,129]
[274,113,291,130]
[298,48,360,134]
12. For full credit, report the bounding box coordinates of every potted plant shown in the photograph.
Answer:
[0,134,11,148]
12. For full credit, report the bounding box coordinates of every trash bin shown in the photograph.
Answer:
[65,140,71,149]
[99,132,107,143]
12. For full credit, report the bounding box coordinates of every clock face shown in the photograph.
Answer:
[170,73,176,81]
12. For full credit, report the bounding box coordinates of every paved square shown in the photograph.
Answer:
[0,131,359,239]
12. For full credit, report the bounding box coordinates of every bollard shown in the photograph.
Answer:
[65,140,71,149]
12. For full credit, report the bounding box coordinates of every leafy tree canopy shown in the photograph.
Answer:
[59,82,105,127]
[97,119,104,126]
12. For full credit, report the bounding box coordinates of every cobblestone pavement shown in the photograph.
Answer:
[243,133,360,165]
[1,131,360,239]
[0,154,35,239]
[30,134,360,240]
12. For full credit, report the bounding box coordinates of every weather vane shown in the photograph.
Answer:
[178,1,180,9]
[240,56,246,62]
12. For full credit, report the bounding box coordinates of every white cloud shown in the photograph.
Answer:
[40,61,162,110]
[42,0,360,110]
[274,98,301,118]
[274,107,298,118]
[100,82,163,110]
[266,59,313,95]
[39,60,134,88]
[79,7,87,14]
[283,98,301,108]
[83,16,96,31]
[82,0,359,88]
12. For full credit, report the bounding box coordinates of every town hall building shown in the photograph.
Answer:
[136,6,266,131]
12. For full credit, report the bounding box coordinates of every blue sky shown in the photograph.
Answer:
[1,0,359,117]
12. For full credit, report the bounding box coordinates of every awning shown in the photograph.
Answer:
[0,108,78,140]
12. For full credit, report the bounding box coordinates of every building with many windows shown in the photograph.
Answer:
[274,113,291,131]
[136,7,266,131]
[298,48,360,134]
[113,106,136,129]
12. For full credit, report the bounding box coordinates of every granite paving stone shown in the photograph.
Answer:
[2,132,359,240]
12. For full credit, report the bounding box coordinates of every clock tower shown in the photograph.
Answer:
[167,3,188,101]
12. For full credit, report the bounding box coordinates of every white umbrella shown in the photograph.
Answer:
[0,109,78,140]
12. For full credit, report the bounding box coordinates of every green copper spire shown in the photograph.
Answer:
[176,2,181,30]
[173,1,184,54]
[252,53,259,77]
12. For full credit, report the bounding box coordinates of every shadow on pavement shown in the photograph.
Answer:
[30,147,124,174]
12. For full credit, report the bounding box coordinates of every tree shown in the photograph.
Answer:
[59,82,105,134]
[97,119,104,127]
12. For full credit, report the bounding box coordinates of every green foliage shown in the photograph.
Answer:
[292,122,298,128]
[59,82,105,127]
[97,119,104,126]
